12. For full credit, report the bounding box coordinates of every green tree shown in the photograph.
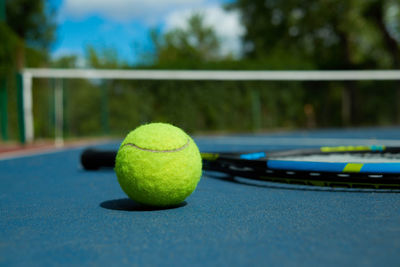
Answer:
[230,0,399,69]
[0,0,57,141]
[51,55,79,68]
[6,0,55,47]
[151,13,221,68]
[86,45,128,69]
[6,0,56,67]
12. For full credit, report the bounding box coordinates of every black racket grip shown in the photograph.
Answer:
[81,148,117,170]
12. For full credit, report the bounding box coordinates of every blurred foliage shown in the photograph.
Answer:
[1,0,400,141]
[0,23,19,75]
[0,0,55,141]
[6,0,56,50]
[85,45,130,69]
[151,14,222,68]
[229,0,400,69]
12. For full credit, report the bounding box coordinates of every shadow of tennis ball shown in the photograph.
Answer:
[100,198,187,212]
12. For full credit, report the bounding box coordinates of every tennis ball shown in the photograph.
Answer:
[115,123,202,207]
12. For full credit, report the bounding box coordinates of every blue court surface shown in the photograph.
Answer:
[1,127,400,266]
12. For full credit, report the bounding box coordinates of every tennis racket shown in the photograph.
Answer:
[81,145,400,189]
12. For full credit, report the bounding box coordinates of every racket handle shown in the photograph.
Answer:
[81,148,117,170]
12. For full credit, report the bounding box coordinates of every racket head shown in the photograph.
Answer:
[202,146,400,189]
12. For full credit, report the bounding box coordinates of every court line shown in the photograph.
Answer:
[0,140,116,161]
[0,147,77,161]
[2,136,399,161]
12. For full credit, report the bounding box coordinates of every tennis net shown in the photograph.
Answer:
[18,69,400,145]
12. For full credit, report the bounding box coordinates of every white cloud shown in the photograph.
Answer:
[61,0,206,23]
[58,0,245,59]
[165,6,245,58]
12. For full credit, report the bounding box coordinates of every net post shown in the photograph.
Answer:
[0,77,8,140]
[24,72,34,143]
[0,0,7,140]
[54,78,64,147]
[16,73,25,144]
[17,71,34,144]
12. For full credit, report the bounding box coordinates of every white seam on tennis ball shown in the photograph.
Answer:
[123,138,190,153]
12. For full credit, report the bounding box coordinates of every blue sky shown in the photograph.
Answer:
[50,0,242,65]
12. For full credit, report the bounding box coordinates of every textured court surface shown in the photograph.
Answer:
[1,128,400,266]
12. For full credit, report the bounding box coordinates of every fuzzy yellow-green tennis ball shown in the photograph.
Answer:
[115,123,202,207]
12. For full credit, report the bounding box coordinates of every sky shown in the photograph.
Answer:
[50,0,244,65]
